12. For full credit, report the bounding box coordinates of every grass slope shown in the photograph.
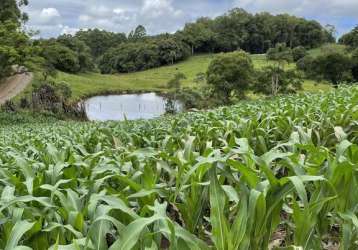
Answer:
[56,54,213,99]
[41,53,330,100]
[308,43,348,58]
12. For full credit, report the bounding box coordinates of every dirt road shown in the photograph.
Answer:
[0,73,33,104]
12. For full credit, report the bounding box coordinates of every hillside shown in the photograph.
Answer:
[24,53,331,101]
[1,86,357,248]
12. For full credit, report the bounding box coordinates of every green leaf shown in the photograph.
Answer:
[109,214,164,250]
[209,167,228,250]
[5,220,35,250]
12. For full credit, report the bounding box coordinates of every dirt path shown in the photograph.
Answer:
[0,73,33,104]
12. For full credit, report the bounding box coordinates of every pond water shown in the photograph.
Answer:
[84,92,182,121]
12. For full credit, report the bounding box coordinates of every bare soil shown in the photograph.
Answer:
[0,72,33,104]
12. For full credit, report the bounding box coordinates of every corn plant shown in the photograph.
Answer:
[0,86,357,249]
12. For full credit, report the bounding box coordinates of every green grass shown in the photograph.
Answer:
[55,54,214,100]
[49,53,330,100]
[308,43,348,58]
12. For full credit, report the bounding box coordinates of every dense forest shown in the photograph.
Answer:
[32,8,336,74]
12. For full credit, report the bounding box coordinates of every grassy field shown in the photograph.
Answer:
[31,53,331,100]
[56,54,213,99]
[308,43,348,58]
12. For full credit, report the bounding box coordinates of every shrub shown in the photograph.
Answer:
[41,43,80,73]
[32,81,72,112]
[1,100,16,112]
[206,51,254,103]
[266,43,293,63]
[167,73,186,89]
[292,46,307,62]
[19,97,30,108]
[254,67,303,95]
[308,52,352,87]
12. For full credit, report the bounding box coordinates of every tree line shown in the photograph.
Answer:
[32,8,336,75]
[177,8,334,54]
[0,0,356,82]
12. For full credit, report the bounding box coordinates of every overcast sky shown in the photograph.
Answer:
[23,0,358,38]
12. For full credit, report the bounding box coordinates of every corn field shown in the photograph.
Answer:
[0,87,358,250]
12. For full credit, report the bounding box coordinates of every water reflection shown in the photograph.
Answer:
[85,92,182,121]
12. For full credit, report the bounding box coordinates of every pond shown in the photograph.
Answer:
[84,92,183,121]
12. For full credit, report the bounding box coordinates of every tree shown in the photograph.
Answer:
[41,43,80,73]
[174,8,331,55]
[254,67,303,96]
[296,55,315,78]
[98,38,190,74]
[155,37,190,65]
[212,8,251,52]
[324,24,337,41]
[311,52,352,87]
[99,42,160,73]
[266,43,294,95]
[0,45,19,79]
[266,43,293,63]
[0,21,31,79]
[243,12,273,53]
[56,34,95,72]
[129,25,147,41]
[0,0,28,25]
[339,26,358,48]
[165,73,187,114]
[76,29,127,57]
[292,46,307,62]
[42,59,57,81]
[179,18,217,54]
[206,51,254,103]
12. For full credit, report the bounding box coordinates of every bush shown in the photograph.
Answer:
[32,81,72,111]
[296,55,315,77]
[194,72,206,84]
[206,51,254,103]
[56,35,95,72]
[41,43,80,73]
[0,45,19,78]
[266,43,293,62]
[19,97,30,108]
[292,46,307,62]
[1,100,16,112]
[175,88,210,109]
[254,67,303,96]
[167,73,186,89]
[99,42,160,73]
[311,52,352,87]
[339,26,358,48]
[155,38,191,65]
